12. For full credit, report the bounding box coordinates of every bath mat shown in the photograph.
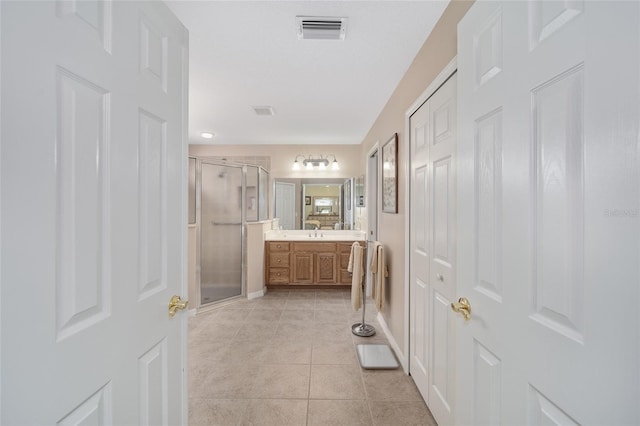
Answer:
[356,344,399,369]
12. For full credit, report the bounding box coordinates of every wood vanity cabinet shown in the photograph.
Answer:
[265,240,365,286]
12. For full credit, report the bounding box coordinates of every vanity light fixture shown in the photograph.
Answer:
[292,154,339,171]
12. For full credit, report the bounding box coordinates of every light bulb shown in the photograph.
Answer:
[292,160,300,171]
[332,159,339,170]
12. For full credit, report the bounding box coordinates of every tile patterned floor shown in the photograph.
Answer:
[189,289,438,426]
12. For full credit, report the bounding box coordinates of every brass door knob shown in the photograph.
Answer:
[451,297,471,321]
[169,295,188,317]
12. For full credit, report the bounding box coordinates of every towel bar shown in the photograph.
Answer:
[351,240,377,337]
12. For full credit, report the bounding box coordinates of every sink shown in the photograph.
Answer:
[265,230,366,241]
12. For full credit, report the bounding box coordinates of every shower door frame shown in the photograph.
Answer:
[195,159,247,308]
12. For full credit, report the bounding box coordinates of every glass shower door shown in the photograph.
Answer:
[200,162,243,305]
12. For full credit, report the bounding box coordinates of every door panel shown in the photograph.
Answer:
[532,67,585,342]
[1,2,188,424]
[412,278,428,377]
[457,1,640,424]
[431,290,453,411]
[56,68,110,340]
[138,110,167,300]
[57,383,112,425]
[475,109,503,303]
[138,339,169,425]
[472,340,501,426]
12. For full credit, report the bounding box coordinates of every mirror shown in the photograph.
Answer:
[355,175,365,207]
[273,178,357,230]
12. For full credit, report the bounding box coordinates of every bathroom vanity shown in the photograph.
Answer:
[264,230,365,286]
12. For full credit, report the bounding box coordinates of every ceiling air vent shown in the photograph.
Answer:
[296,16,347,40]
[252,106,276,116]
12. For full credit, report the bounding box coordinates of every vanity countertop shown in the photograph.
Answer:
[264,230,366,241]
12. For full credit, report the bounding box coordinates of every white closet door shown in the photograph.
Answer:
[409,72,457,426]
[456,1,639,424]
[1,2,188,424]
[410,90,432,403]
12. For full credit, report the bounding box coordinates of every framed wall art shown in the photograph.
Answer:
[382,133,398,213]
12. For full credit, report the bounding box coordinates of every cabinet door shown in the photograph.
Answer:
[316,253,338,284]
[291,252,314,284]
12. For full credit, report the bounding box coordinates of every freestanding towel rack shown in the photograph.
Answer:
[351,240,376,337]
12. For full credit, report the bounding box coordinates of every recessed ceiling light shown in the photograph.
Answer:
[200,132,215,139]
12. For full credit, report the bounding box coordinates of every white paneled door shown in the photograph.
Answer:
[1,2,188,424]
[457,1,639,424]
[409,72,457,425]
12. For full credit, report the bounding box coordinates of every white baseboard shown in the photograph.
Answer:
[247,288,266,300]
[377,312,408,373]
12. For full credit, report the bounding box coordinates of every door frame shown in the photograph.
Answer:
[404,57,457,373]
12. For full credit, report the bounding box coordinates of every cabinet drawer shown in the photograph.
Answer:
[292,242,337,252]
[269,268,290,284]
[268,242,290,252]
[270,253,290,267]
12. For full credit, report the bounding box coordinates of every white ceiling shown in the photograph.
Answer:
[166,1,450,145]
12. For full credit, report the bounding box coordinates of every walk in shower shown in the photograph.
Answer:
[191,158,269,307]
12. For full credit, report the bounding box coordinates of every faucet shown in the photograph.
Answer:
[314,229,318,238]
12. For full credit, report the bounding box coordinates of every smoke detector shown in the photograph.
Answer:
[296,16,348,40]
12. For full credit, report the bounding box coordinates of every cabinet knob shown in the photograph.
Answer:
[277,259,281,263]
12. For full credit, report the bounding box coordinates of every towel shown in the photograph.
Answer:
[348,241,364,311]
[370,242,389,312]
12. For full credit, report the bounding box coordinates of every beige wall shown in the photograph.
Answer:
[358,0,474,353]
